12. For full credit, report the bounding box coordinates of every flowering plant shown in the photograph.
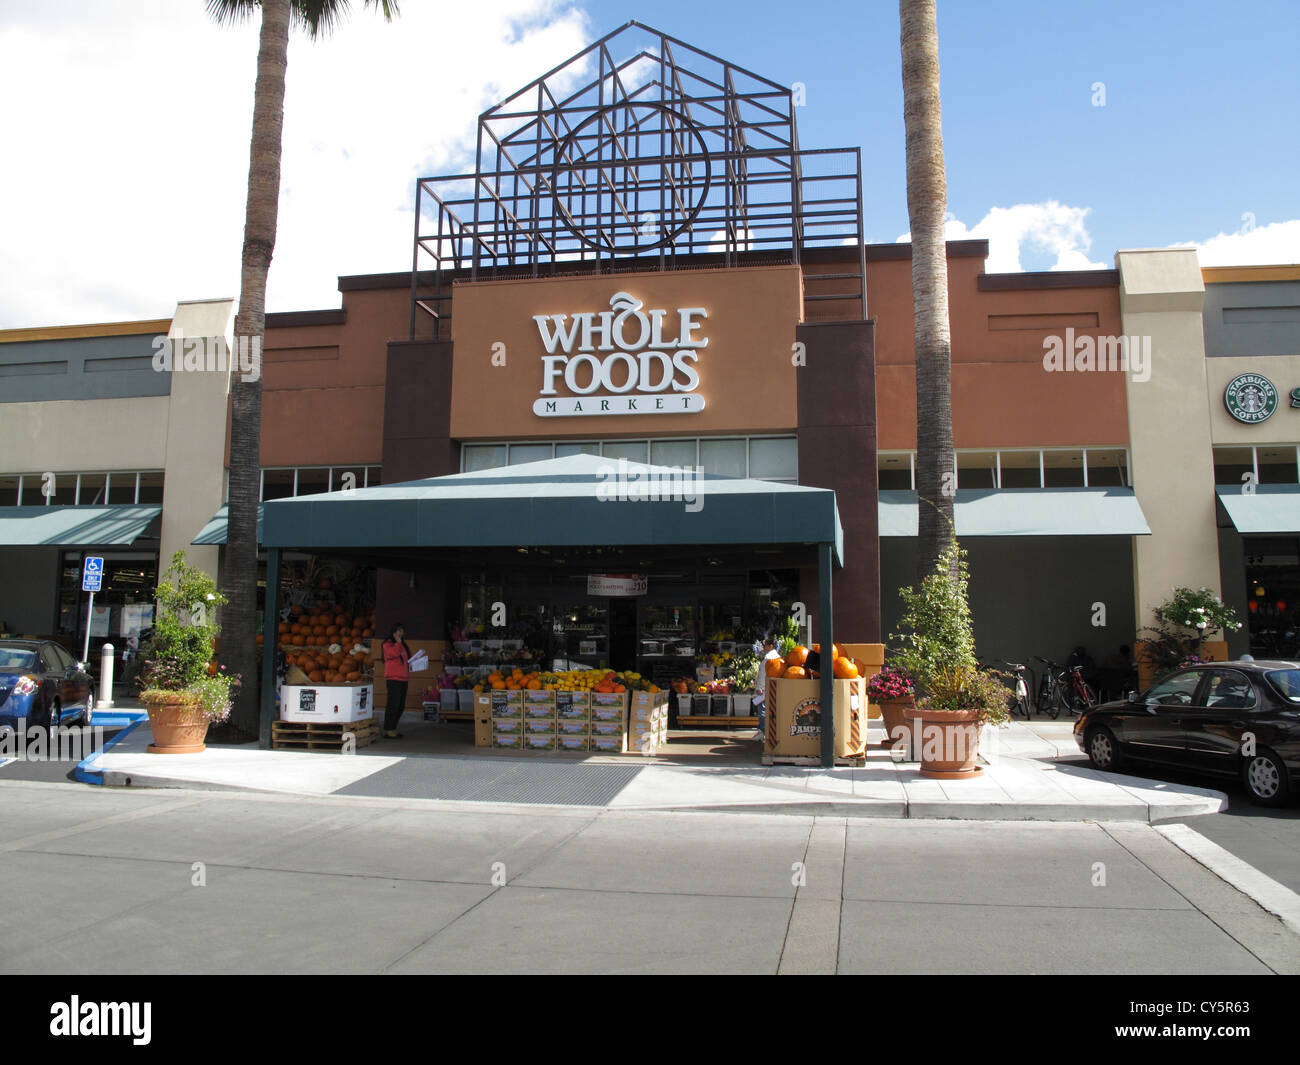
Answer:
[1152,587,1242,640]
[867,665,915,700]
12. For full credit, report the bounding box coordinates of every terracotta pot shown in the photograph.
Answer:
[877,696,917,756]
[142,691,209,754]
[913,707,983,779]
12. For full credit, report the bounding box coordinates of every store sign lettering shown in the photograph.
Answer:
[532,292,707,417]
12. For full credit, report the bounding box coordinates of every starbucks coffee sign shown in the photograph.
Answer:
[1224,373,1279,424]
[532,292,707,416]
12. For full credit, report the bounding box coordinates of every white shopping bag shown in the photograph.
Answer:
[407,650,429,673]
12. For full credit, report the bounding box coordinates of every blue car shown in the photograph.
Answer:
[0,640,94,736]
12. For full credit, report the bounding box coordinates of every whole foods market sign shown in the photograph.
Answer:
[532,292,707,417]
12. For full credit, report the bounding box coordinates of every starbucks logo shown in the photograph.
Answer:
[1225,373,1278,424]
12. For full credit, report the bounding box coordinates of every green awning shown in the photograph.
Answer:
[1216,485,1300,534]
[191,505,264,546]
[0,505,161,546]
[879,488,1151,537]
[262,455,844,562]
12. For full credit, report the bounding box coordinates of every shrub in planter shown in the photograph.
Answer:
[138,551,238,753]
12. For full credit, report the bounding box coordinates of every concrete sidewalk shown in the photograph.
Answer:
[83,716,1228,822]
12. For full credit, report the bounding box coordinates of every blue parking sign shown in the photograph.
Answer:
[82,556,103,592]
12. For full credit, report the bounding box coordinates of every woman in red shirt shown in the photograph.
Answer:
[381,623,411,739]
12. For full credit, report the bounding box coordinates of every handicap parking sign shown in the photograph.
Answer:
[82,556,103,592]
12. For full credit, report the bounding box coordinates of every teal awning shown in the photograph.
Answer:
[0,505,161,546]
[879,488,1151,537]
[1216,485,1300,534]
[191,505,264,546]
[262,455,844,563]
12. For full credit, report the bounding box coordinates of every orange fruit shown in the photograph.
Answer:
[784,666,807,679]
[833,657,859,679]
[764,657,786,678]
[786,646,810,668]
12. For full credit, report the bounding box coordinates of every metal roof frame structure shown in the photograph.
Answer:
[408,20,866,339]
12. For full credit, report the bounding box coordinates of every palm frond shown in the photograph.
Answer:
[205,0,261,27]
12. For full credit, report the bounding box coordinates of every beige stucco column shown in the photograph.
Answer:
[1117,249,1222,638]
[159,299,236,582]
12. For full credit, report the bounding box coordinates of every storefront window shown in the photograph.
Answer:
[1042,450,1085,487]
[555,442,599,458]
[957,451,998,489]
[137,472,165,503]
[296,468,329,497]
[1085,448,1129,487]
[463,444,507,471]
[997,450,1040,488]
[508,443,553,465]
[57,551,158,658]
[749,437,797,481]
[1243,536,1300,658]
[1213,446,1255,486]
[700,438,746,477]
[1257,448,1298,485]
[602,440,648,463]
[107,473,137,504]
[78,473,107,505]
[651,439,697,468]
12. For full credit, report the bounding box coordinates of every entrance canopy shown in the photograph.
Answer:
[191,504,264,546]
[1216,485,1300,534]
[878,488,1151,537]
[0,505,161,546]
[262,455,843,562]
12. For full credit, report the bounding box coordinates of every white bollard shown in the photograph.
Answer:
[98,642,116,711]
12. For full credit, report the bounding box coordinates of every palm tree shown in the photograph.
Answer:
[899,0,955,579]
[207,0,398,738]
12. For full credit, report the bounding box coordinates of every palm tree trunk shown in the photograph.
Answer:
[900,0,956,581]
[223,0,290,738]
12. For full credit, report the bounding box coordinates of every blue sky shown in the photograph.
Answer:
[0,0,1295,325]
[578,0,1300,268]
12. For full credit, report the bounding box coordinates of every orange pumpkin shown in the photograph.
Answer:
[784,665,807,679]
[255,633,264,645]
[833,657,859,679]
[308,670,323,683]
[786,645,810,668]
[764,657,786,678]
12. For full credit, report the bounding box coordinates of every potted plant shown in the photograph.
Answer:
[1137,586,1242,688]
[728,648,759,717]
[866,665,916,752]
[889,540,1007,777]
[137,551,238,754]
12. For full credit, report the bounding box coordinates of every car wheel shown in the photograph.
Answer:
[46,699,61,733]
[81,690,95,727]
[1242,748,1291,807]
[1087,725,1121,771]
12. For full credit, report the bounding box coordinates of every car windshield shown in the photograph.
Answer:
[1264,669,1300,702]
[0,648,37,671]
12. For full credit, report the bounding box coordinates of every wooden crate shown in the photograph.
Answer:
[676,716,759,728]
[272,718,379,752]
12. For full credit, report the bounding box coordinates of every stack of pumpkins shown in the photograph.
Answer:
[278,603,377,686]
[763,643,861,680]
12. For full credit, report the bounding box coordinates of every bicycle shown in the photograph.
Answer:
[985,659,1033,719]
[1033,656,1096,718]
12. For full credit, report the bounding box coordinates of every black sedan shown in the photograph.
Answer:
[0,640,94,735]
[1074,660,1300,806]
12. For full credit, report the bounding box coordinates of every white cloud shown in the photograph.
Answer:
[1169,219,1300,266]
[0,0,592,327]
[898,201,1108,273]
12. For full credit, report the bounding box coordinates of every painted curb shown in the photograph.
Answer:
[75,714,147,785]
[1156,822,1300,936]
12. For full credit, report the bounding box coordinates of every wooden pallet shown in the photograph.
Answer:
[761,752,867,767]
[272,719,379,752]
[676,716,759,728]
[433,711,472,720]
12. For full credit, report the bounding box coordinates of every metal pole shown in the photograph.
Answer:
[818,541,834,768]
[82,590,94,665]
[259,547,281,749]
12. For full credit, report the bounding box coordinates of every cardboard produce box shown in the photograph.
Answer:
[557,701,590,722]
[590,734,622,753]
[763,676,866,759]
[524,718,555,735]
[474,694,492,747]
[590,720,623,737]
[280,683,374,723]
[523,689,557,709]
[492,731,523,750]
[523,703,557,721]
[492,718,523,734]
[524,734,558,751]
[556,719,590,736]
[557,734,590,752]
